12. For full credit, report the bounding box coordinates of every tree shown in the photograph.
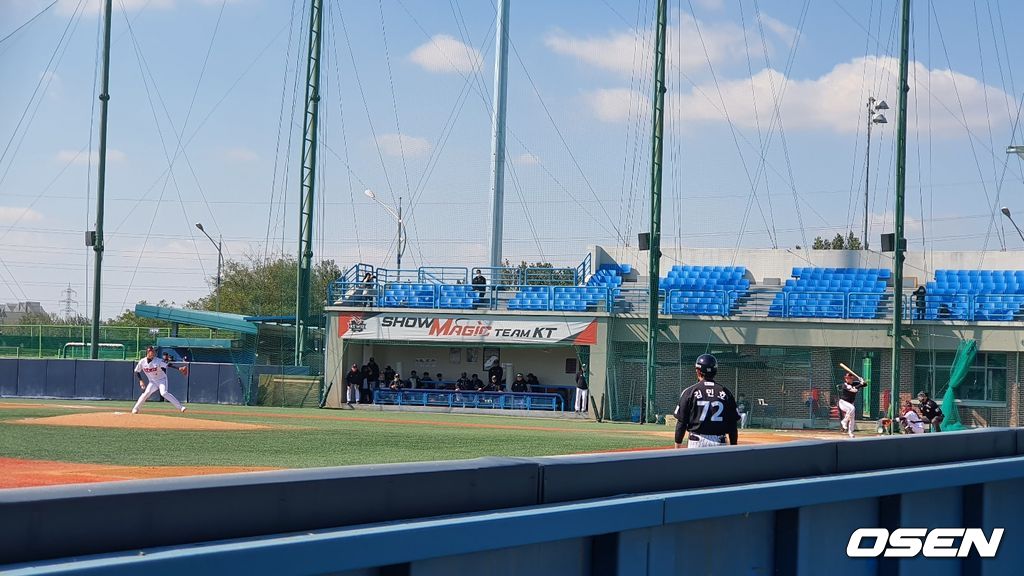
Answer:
[500,260,576,286]
[14,311,90,326]
[811,232,864,251]
[845,232,863,250]
[187,254,342,318]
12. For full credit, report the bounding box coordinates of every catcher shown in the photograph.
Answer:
[131,346,188,414]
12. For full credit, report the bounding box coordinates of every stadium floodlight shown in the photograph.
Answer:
[862,96,889,250]
[194,222,223,312]
[1001,207,1024,244]
[364,189,406,272]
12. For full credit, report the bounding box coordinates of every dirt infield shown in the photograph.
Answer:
[14,412,269,431]
[0,457,277,489]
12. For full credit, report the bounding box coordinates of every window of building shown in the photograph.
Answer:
[914,351,1007,403]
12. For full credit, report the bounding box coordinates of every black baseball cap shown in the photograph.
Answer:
[146,345,155,352]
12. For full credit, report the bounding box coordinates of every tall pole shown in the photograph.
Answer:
[890,0,911,431]
[864,99,873,250]
[90,0,113,360]
[216,236,222,313]
[396,197,404,271]
[295,0,323,366]
[487,0,510,269]
[645,0,668,424]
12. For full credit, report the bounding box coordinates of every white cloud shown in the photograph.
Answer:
[0,207,43,224]
[759,14,798,47]
[223,147,258,162]
[57,0,174,16]
[692,0,725,10]
[585,56,1008,136]
[376,134,431,158]
[55,149,126,166]
[586,88,647,123]
[409,35,483,74]
[546,14,767,76]
[514,153,540,166]
[40,71,62,99]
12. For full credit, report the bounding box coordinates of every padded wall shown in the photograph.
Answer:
[73,360,105,398]
[44,359,76,398]
[0,358,17,396]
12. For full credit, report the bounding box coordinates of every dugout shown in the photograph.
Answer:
[323,310,606,409]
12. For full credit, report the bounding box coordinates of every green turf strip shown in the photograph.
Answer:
[0,399,668,468]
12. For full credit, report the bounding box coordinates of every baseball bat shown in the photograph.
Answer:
[838,363,864,382]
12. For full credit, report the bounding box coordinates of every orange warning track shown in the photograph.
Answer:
[0,457,277,489]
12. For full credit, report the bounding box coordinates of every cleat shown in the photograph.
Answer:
[180,406,187,413]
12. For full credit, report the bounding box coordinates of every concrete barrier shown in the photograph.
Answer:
[2,429,1020,569]
[536,440,837,504]
[0,458,541,565]
[835,427,1017,473]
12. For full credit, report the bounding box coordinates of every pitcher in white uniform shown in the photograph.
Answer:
[132,346,188,414]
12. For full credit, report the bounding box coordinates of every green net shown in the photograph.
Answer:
[940,339,977,431]
[257,374,323,408]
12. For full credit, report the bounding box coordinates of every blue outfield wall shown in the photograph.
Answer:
[3,429,1024,575]
[0,358,247,404]
[0,358,17,396]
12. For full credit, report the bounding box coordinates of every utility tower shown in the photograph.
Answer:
[60,284,79,320]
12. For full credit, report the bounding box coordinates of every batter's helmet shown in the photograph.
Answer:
[695,354,718,378]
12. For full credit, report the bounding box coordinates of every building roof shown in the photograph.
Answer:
[134,304,258,335]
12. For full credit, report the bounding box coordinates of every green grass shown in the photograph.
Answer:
[0,399,669,468]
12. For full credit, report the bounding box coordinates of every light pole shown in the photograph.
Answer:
[864,97,889,249]
[1002,207,1024,244]
[364,189,406,272]
[195,223,222,312]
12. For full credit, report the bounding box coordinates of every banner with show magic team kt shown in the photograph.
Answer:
[336,312,598,345]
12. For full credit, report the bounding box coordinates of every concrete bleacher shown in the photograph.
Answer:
[926,269,1024,321]
[661,265,750,315]
[769,267,890,319]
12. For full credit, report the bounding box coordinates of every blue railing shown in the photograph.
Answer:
[418,267,469,285]
[575,253,592,284]
[373,389,563,411]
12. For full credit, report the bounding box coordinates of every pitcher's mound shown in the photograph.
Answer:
[16,412,268,431]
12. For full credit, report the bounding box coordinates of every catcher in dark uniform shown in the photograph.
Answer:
[674,354,739,448]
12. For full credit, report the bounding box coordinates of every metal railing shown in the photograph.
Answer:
[373,388,563,411]
[576,252,592,284]
[327,275,1024,324]
[418,267,469,285]
[902,292,1024,322]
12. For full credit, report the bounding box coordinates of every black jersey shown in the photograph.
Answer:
[674,380,739,438]
[839,380,867,403]
[919,398,943,420]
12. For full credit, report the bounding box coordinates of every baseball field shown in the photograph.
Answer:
[0,399,826,489]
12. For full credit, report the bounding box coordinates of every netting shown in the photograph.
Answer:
[941,339,977,431]
[257,374,323,407]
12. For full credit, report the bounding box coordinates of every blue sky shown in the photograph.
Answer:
[1,0,1022,319]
